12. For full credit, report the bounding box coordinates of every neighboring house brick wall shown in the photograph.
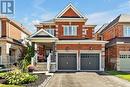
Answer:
[106,44,130,70]
[105,45,118,70]
[8,22,21,40]
[0,17,30,65]
[1,20,7,37]
[101,23,123,41]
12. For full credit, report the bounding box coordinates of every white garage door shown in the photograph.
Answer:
[119,54,130,71]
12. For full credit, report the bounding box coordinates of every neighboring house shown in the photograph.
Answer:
[29,3,107,72]
[95,14,130,71]
[0,16,31,66]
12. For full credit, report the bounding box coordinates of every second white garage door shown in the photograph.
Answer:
[119,54,130,71]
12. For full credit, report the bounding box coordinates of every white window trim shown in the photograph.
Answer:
[123,26,130,37]
[63,25,78,36]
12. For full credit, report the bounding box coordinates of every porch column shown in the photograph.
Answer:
[52,42,56,62]
[32,42,38,65]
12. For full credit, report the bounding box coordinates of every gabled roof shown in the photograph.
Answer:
[98,14,130,33]
[118,14,130,22]
[95,23,108,34]
[30,29,56,38]
[55,3,87,19]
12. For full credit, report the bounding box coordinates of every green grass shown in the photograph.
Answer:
[0,72,6,77]
[107,71,130,81]
[0,84,23,87]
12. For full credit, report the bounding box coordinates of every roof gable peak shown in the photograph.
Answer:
[55,3,87,19]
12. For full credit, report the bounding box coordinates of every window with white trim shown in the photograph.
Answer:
[46,29,55,36]
[124,26,130,37]
[63,25,77,36]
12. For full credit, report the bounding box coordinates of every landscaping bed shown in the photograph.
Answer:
[106,71,130,81]
[23,73,50,87]
[0,71,50,87]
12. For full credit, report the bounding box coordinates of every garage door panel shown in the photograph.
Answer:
[80,53,100,70]
[58,53,77,70]
[120,54,130,71]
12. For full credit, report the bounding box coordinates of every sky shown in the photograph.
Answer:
[6,0,130,33]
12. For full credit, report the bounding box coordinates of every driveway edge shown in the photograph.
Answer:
[38,74,54,87]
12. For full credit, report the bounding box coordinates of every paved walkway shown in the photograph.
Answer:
[45,72,130,87]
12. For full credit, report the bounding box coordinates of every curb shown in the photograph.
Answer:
[38,74,54,87]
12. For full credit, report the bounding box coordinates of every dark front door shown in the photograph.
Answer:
[80,53,100,70]
[58,53,77,70]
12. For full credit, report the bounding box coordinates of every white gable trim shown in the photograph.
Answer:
[55,3,87,19]
[30,29,56,38]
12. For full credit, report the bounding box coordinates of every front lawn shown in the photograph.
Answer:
[107,71,130,81]
[0,84,23,87]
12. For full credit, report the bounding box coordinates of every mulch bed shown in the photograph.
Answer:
[23,73,50,87]
[0,77,6,84]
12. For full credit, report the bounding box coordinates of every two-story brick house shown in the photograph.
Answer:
[0,16,31,66]
[29,3,107,72]
[96,14,130,71]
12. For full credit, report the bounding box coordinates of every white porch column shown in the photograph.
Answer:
[34,43,38,63]
[31,42,38,65]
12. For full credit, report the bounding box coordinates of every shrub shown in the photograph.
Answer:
[3,69,38,85]
[27,65,35,72]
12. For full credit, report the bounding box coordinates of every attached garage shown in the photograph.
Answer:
[119,54,130,71]
[58,53,77,70]
[80,53,100,70]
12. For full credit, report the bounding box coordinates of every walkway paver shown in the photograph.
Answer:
[45,72,130,87]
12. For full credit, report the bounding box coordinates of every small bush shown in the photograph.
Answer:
[27,65,35,72]
[2,69,38,85]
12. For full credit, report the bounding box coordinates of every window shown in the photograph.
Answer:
[46,29,55,36]
[63,26,77,36]
[120,55,130,58]
[124,26,130,37]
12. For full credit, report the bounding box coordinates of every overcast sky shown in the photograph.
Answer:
[6,0,130,33]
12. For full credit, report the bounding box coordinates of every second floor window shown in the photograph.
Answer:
[124,26,130,37]
[63,25,77,36]
[46,29,55,36]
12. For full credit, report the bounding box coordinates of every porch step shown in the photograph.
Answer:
[35,63,47,71]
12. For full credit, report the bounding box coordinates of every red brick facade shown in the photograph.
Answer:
[56,44,102,50]
[62,8,79,17]
[96,14,130,70]
[102,23,123,41]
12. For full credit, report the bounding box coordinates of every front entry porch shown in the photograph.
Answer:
[32,42,56,72]
[29,29,58,72]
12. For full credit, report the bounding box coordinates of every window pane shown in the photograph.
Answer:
[124,26,130,37]
[63,25,77,36]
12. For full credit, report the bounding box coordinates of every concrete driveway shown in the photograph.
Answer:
[45,72,130,87]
